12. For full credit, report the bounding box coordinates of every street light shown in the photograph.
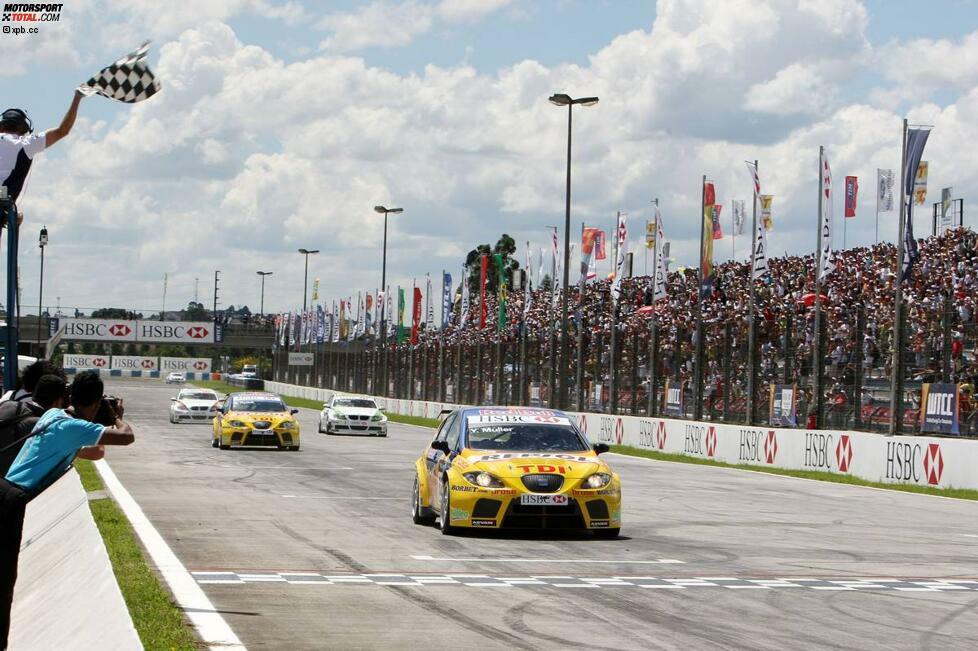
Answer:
[37,226,47,356]
[374,205,404,395]
[256,271,273,317]
[549,93,598,409]
[297,249,319,312]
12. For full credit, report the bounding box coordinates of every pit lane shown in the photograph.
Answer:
[102,378,978,650]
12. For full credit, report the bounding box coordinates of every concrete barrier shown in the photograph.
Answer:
[10,469,140,650]
[264,380,978,491]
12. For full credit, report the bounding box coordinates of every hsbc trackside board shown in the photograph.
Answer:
[110,356,159,371]
[50,318,223,344]
[160,357,212,373]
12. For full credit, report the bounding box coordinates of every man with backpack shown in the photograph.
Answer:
[0,360,66,475]
[0,370,134,650]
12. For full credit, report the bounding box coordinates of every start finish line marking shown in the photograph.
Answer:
[191,572,978,593]
[410,555,685,564]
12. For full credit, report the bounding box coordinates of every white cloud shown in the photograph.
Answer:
[436,0,513,22]
[12,1,978,315]
[874,30,978,106]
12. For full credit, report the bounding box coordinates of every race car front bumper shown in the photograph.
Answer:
[447,485,621,530]
[328,420,387,435]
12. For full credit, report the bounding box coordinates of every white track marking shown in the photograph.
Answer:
[279,495,400,500]
[95,459,246,651]
[411,554,684,564]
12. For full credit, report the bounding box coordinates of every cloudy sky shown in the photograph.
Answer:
[5,0,978,316]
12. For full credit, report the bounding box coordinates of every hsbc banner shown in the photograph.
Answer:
[111,356,158,371]
[63,354,111,369]
[51,318,222,344]
[265,379,978,492]
[160,357,212,373]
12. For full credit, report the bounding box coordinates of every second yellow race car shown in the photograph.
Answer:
[212,391,301,451]
[412,406,621,537]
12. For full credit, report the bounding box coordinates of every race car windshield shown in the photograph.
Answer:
[334,398,376,408]
[181,392,216,400]
[466,425,588,452]
[232,398,287,412]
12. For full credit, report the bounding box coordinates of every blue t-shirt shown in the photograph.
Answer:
[5,408,104,492]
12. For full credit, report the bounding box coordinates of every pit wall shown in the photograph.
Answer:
[265,380,976,491]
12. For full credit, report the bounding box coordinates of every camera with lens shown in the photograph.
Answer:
[93,395,122,426]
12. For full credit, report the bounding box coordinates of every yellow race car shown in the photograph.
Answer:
[412,407,621,537]
[212,392,301,451]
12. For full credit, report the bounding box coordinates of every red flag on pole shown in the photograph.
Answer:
[411,286,422,344]
[845,175,858,218]
[479,254,488,328]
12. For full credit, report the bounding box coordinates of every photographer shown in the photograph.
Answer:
[0,371,133,650]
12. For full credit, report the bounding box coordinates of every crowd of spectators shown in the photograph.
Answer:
[380,227,978,429]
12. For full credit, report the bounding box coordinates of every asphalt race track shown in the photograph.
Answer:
[103,378,978,650]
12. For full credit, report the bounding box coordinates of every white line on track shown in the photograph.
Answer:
[95,459,246,651]
[280,495,401,500]
[411,554,684,564]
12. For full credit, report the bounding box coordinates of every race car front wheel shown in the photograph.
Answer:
[439,480,455,535]
[412,476,435,526]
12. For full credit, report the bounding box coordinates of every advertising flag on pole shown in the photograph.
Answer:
[494,252,507,332]
[579,227,602,285]
[845,176,858,218]
[339,300,348,341]
[523,241,533,319]
[364,293,373,335]
[712,203,724,240]
[902,127,931,281]
[611,212,628,303]
[316,304,325,344]
[760,195,774,231]
[479,253,489,328]
[941,187,953,230]
[913,160,929,206]
[746,161,768,280]
[653,212,666,302]
[425,274,434,330]
[397,287,406,343]
[877,169,894,212]
[700,182,715,299]
[460,265,470,325]
[818,149,834,281]
[551,226,560,308]
[733,200,746,235]
[441,271,452,329]
[312,278,319,301]
[645,220,655,249]
[411,285,422,345]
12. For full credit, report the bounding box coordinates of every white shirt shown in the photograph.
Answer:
[0,131,46,201]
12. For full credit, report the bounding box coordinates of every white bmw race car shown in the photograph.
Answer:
[170,388,221,423]
[166,372,186,384]
[319,395,388,436]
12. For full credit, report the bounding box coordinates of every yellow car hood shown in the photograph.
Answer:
[226,411,294,426]
[458,450,608,479]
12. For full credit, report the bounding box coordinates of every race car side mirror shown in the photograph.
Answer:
[290,408,299,415]
[431,440,451,455]
[592,443,610,455]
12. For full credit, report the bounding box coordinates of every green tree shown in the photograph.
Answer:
[464,234,521,295]
[184,301,209,321]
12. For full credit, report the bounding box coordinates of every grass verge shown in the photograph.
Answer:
[191,380,441,428]
[75,459,201,650]
[610,445,978,501]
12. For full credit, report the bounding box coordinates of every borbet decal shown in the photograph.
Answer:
[924,443,943,485]
[835,434,852,472]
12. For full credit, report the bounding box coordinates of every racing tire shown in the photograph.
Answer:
[439,480,455,535]
[594,528,620,539]
[218,437,230,450]
[412,476,436,526]
[317,421,324,433]
[211,436,218,448]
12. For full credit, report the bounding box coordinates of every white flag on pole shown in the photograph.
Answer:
[877,168,894,212]
[745,161,768,280]
[653,211,667,302]
[733,200,746,235]
[819,149,834,280]
[611,213,628,303]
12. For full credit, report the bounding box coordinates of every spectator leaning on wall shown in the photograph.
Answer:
[0,360,69,475]
[0,371,134,650]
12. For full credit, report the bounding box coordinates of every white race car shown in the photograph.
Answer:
[319,395,388,436]
[165,372,186,384]
[170,388,221,423]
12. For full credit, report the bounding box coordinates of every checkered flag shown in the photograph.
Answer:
[78,42,160,104]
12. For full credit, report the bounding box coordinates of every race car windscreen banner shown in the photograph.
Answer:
[920,382,960,435]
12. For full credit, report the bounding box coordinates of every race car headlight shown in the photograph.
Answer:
[583,473,612,489]
[463,471,505,488]
[279,421,295,429]
[173,401,189,412]
[371,413,386,422]
[331,412,347,420]
[229,420,248,428]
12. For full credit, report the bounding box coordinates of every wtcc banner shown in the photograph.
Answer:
[160,357,212,373]
[62,354,110,369]
[111,356,158,371]
[51,318,222,344]
[920,382,960,435]
[664,379,684,417]
[769,383,798,427]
